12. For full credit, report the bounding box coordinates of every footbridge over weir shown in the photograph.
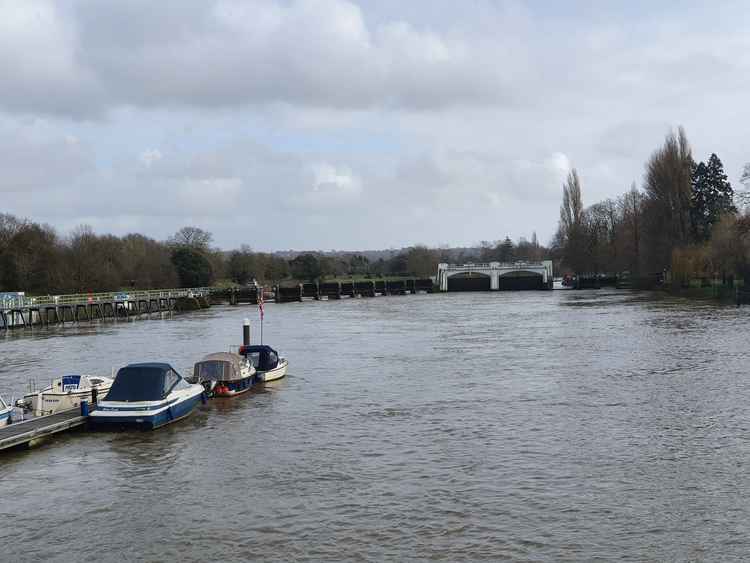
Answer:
[437,261,554,291]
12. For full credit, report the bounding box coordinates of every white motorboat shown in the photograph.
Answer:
[239,345,288,382]
[90,363,205,430]
[17,374,113,416]
[0,395,12,426]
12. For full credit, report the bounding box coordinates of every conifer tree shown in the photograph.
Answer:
[690,153,735,241]
[498,236,515,262]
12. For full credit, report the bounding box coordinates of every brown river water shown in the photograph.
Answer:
[1,290,749,561]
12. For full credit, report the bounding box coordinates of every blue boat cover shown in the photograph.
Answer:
[239,345,280,371]
[62,375,81,391]
[105,363,191,402]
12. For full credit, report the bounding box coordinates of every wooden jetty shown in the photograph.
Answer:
[1,287,212,330]
[0,410,88,452]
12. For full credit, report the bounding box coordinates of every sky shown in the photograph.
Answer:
[1,0,749,251]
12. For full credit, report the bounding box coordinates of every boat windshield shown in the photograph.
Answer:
[194,360,233,382]
[105,365,185,402]
[242,346,279,371]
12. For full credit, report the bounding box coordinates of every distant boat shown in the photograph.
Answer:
[17,374,113,416]
[190,352,256,397]
[0,395,11,426]
[90,363,204,430]
[239,345,288,382]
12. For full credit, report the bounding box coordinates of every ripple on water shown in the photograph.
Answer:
[3,292,750,560]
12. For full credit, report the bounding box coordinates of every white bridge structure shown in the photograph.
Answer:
[437,261,554,291]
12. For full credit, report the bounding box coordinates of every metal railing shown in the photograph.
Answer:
[441,261,548,270]
[1,287,213,310]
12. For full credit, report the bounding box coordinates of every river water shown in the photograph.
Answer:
[1,290,749,561]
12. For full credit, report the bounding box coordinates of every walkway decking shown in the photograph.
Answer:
[0,410,88,451]
[1,287,212,329]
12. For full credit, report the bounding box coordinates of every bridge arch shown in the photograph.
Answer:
[497,270,544,290]
[446,271,491,292]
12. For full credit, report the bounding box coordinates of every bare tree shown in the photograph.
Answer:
[642,127,694,269]
[559,168,585,272]
[736,163,750,210]
[619,183,644,274]
[168,226,213,251]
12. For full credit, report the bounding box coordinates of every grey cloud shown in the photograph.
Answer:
[0,0,521,117]
[0,125,93,193]
[2,1,750,250]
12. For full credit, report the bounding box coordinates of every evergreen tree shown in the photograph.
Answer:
[691,153,736,241]
[171,247,214,287]
[498,236,515,262]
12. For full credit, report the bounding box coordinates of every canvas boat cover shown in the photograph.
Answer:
[191,352,246,383]
[239,345,280,371]
[105,363,191,402]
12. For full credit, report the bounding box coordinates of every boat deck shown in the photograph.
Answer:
[0,409,88,452]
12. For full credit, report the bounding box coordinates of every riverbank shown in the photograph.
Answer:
[662,281,744,304]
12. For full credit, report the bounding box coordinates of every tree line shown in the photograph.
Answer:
[554,127,750,285]
[0,213,554,295]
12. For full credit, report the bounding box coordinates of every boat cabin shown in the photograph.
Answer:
[105,363,191,403]
[191,353,249,384]
[239,345,281,371]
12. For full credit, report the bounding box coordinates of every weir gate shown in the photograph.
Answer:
[437,261,553,291]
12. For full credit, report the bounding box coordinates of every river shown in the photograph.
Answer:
[1,290,749,561]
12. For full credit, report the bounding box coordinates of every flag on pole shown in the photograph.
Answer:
[258,289,264,321]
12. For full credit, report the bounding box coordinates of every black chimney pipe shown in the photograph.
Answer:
[243,319,250,346]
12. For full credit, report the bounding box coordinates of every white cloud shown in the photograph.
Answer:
[139,149,163,167]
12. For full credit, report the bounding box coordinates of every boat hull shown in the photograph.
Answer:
[212,375,255,397]
[258,360,288,382]
[90,387,204,431]
[24,388,109,416]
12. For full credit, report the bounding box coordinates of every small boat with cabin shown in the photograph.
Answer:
[17,374,113,416]
[190,352,256,397]
[0,395,12,426]
[90,363,204,430]
[239,345,288,382]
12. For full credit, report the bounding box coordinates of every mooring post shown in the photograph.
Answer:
[243,318,251,346]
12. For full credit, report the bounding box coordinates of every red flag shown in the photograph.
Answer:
[258,290,264,321]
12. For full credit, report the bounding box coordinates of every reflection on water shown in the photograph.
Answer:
[2,291,750,560]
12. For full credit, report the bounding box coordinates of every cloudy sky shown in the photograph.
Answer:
[2,0,749,250]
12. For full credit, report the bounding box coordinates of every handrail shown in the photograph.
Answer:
[441,261,549,269]
[1,287,213,310]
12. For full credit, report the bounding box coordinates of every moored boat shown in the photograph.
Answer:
[0,395,12,426]
[190,352,256,397]
[90,363,204,430]
[239,345,288,382]
[17,374,113,416]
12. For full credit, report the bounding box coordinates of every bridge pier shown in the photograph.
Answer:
[76,304,89,320]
